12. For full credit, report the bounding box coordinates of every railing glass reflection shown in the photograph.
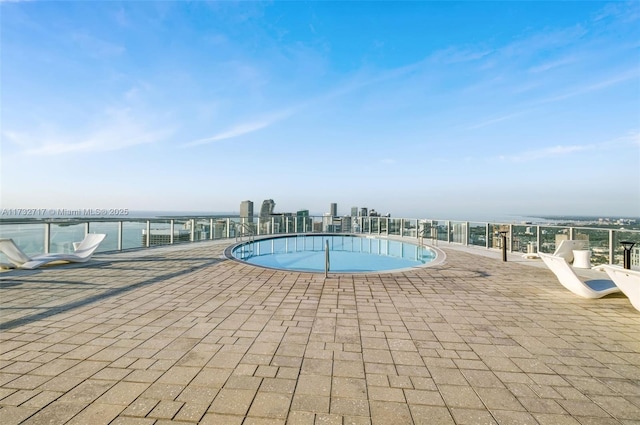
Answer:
[1,216,639,268]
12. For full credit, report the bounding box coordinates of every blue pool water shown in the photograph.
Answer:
[228,234,439,273]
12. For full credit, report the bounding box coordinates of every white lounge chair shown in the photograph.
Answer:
[0,234,106,270]
[538,252,620,298]
[602,266,640,311]
[523,239,589,262]
[0,238,34,268]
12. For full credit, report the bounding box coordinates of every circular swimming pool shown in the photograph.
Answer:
[226,234,443,273]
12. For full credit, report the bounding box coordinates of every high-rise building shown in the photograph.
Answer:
[330,203,337,217]
[351,207,358,217]
[260,199,275,217]
[360,207,368,217]
[240,200,253,222]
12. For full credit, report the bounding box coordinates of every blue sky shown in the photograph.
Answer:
[1,1,639,219]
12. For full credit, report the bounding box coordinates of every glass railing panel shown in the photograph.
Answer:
[87,221,120,252]
[312,217,320,232]
[212,219,229,240]
[468,222,486,247]
[538,226,571,254]
[434,222,448,242]
[613,230,640,268]
[488,224,507,249]
[511,225,538,254]
[370,218,379,233]
[573,228,609,266]
[388,219,401,236]
[403,219,417,238]
[450,221,467,244]
[361,218,370,234]
[417,220,430,240]
[229,219,239,239]
[144,220,171,246]
[284,217,292,233]
[257,218,273,235]
[380,218,388,234]
[122,220,146,250]
[275,217,286,234]
[0,222,46,258]
[172,220,191,244]
[50,222,85,253]
[195,219,212,241]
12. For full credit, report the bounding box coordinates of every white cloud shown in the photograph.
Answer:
[466,112,526,130]
[182,109,293,147]
[528,56,577,73]
[71,32,125,58]
[495,134,640,163]
[6,107,173,156]
[538,68,639,104]
[430,46,493,64]
[498,144,592,162]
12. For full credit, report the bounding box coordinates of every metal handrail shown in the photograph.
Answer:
[325,240,330,278]
[235,222,255,243]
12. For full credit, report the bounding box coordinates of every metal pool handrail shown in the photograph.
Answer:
[325,240,330,278]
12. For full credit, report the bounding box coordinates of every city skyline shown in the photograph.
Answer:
[1,2,639,218]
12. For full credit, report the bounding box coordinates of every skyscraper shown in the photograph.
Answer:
[330,203,337,217]
[360,207,368,217]
[351,207,358,217]
[240,200,253,222]
[260,199,275,217]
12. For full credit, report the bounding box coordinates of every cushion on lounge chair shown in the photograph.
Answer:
[539,252,619,299]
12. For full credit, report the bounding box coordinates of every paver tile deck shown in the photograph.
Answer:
[1,239,639,424]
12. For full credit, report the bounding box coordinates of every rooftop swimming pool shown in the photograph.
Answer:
[226,234,443,273]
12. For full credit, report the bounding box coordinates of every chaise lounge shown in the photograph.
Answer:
[0,238,34,268]
[602,265,640,311]
[523,239,589,262]
[538,252,620,298]
[0,234,106,270]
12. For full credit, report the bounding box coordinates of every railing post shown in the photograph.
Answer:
[145,220,150,248]
[84,222,89,237]
[190,219,195,242]
[118,221,123,250]
[210,219,214,240]
[485,223,490,249]
[465,222,469,245]
[537,225,541,254]
[400,219,404,237]
[44,222,51,254]
[569,227,575,240]
[509,224,513,252]
[170,219,175,244]
[325,240,330,278]
[226,218,231,239]
[447,221,451,243]
[609,230,615,265]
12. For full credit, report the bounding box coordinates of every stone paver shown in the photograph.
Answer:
[1,239,639,424]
